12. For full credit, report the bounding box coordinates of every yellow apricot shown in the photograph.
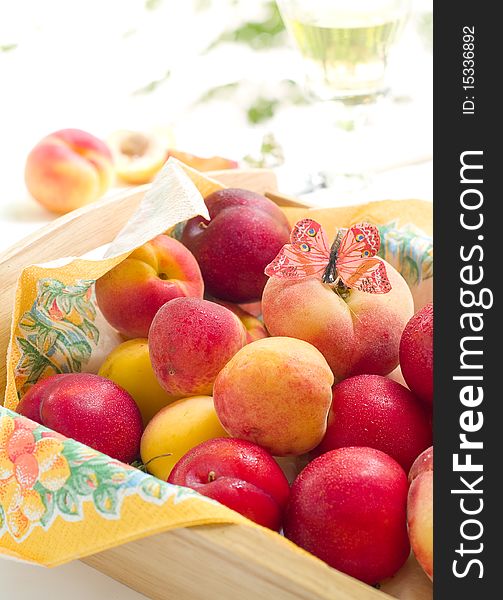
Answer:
[98,338,178,426]
[140,395,227,480]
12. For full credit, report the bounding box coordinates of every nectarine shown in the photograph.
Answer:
[400,303,433,408]
[168,438,290,530]
[213,336,334,456]
[182,188,290,302]
[316,375,432,472]
[284,447,410,584]
[17,373,143,463]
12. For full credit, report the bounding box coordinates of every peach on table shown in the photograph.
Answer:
[108,130,167,185]
[24,128,114,214]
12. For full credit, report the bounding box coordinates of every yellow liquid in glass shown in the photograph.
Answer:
[285,14,403,98]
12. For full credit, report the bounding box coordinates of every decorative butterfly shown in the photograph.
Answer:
[265,219,391,294]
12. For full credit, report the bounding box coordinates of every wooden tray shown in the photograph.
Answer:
[0,169,432,600]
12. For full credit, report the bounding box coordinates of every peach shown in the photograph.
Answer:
[17,373,143,463]
[98,338,180,426]
[181,188,291,302]
[24,128,114,214]
[168,438,290,530]
[109,130,167,184]
[400,302,433,408]
[213,300,268,343]
[213,337,334,456]
[140,395,228,480]
[95,234,204,339]
[316,375,432,472]
[284,447,410,584]
[149,297,246,396]
[262,260,414,381]
[407,446,433,580]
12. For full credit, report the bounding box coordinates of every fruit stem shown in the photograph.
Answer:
[142,453,173,469]
[207,470,216,482]
[333,281,351,300]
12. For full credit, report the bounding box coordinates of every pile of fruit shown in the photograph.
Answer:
[16,186,433,587]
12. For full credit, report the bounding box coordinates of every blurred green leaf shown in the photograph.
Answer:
[206,1,285,51]
[0,44,17,53]
[243,133,284,168]
[282,78,309,105]
[132,70,171,95]
[145,0,163,10]
[196,78,308,125]
[197,82,240,103]
[247,96,279,124]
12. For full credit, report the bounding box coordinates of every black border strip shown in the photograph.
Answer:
[434,4,497,596]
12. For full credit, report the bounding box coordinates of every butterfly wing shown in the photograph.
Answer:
[289,219,330,250]
[336,223,391,293]
[352,260,392,293]
[337,223,381,261]
[265,219,331,279]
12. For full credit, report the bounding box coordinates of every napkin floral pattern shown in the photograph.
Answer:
[14,278,99,398]
[0,408,208,543]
